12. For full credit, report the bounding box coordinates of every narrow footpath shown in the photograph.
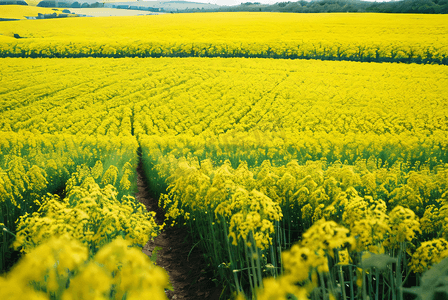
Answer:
[134,161,222,300]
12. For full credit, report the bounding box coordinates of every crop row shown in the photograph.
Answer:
[3,128,447,299]
[0,132,139,269]
[0,131,171,299]
[1,40,447,64]
[0,13,447,63]
[140,144,448,299]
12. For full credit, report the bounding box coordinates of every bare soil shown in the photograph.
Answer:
[135,162,223,300]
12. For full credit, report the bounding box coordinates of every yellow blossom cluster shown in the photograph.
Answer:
[0,132,138,210]
[409,238,448,273]
[148,146,445,297]
[150,142,442,241]
[385,206,421,249]
[0,235,169,300]
[0,131,139,270]
[438,192,448,239]
[14,171,161,254]
[161,159,282,250]
[253,276,310,300]
[283,221,350,277]
[301,219,355,259]
[252,220,355,299]
[420,204,444,237]
[227,189,282,249]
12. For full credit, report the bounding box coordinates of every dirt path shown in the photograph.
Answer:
[135,161,222,300]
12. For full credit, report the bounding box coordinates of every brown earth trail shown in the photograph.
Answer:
[135,161,223,300]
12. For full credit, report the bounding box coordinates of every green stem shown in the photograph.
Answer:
[244,243,255,296]
[362,269,367,300]
[319,271,327,300]
[221,216,243,295]
[338,265,347,300]
[325,254,337,296]
[391,265,396,300]
[368,269,373,300]
[2,227,16,238]
[248,243,259,292]
[396,245,403,300]
[1,230,5,271]
[207,213,220,269]
[286,196,291,247]
[276,221,283,275]
[269,244,278,278]
[282,220,287,249]
[375,268,379,300]
[349,265,354,300]
[255,246,263,289]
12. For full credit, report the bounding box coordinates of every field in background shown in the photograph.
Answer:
[0,12,447,63]
[0,5,163,20]
[0,5,67,19]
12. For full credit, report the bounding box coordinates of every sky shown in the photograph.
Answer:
[200,0,391,7]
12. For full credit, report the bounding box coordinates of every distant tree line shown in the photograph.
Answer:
[25,0,447,13]
[36,1,103,8]
[205,0,448,14]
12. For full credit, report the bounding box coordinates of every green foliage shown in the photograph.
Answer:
[404,256,448,300]
[214,0,448,14]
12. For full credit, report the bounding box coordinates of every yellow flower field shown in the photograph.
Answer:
[0,12,447,63]
[0,5,66,20]
[1,57,447,138]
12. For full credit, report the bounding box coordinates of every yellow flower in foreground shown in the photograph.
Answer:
[255,276,310,300]
[94,237,169,300]
[0,277,48,300]
[282,244,327,282]
[8,235,88,284]
[1,235,87,299]
[2,236,169,300]
[62,262,111,300]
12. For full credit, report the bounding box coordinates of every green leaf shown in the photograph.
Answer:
[403,256,448,300]
[166,279,174,292]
